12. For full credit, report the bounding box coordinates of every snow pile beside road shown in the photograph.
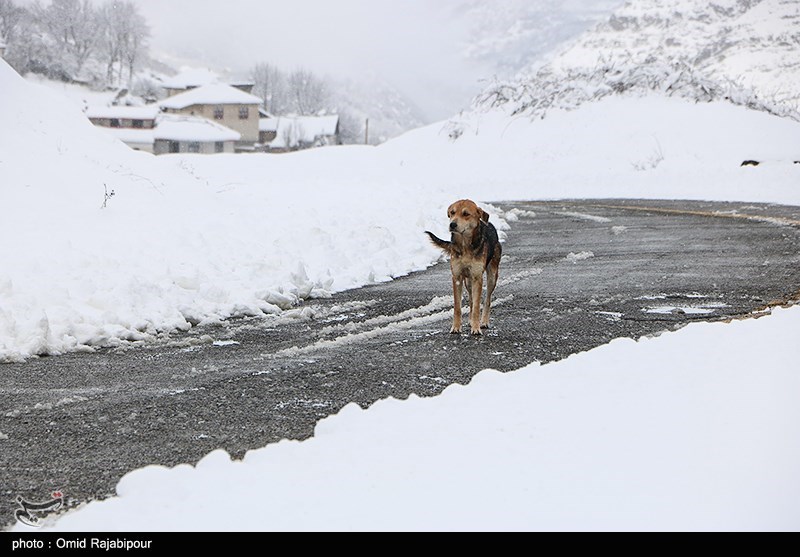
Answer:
[35,306,800,531]
[0,61,453,362]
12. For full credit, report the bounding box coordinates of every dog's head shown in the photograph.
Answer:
[448,199,489,236]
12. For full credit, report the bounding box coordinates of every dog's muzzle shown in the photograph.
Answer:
[449,222,458,231]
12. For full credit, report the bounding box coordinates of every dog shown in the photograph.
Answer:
[425,199,501,335]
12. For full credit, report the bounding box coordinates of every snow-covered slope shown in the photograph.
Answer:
[451,0,622,77]
[0,60,451,363]
[28,305,800,531]
[465,0,800,122]
[549,0,800,108]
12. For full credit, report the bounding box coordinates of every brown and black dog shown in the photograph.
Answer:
[426,199,501,335]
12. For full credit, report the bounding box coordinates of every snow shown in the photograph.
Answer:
[160,67,221,90]
[258,117,278,132]
[268,115,340,149]
[23,74,121,112]
[97,127,155,146]
[2,54,800,362]
[159,83,262,109]
[29,305,800,532]
[0,60,452,362]
[85,106,160,121]
[2,2,800,531]
[554,211,612,223]
[565,251,595,263]
[154,115,240,142]
[517,0,800,112]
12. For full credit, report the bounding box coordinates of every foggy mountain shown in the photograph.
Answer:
[459,0,800,124]
[450,0,622,77]
[133,0,623,138]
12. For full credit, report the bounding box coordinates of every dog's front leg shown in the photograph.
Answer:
[451,275,463,334]
[470,273,483,335]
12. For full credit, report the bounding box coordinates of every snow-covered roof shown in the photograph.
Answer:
[100,127,155,145]
[161,68,220,90]
[159,84,262,109]
[269,115,340,148]
[86,105,160,120]
[154,115,240,142]
[259,117,278,132]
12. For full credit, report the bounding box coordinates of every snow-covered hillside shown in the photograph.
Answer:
[451,0,622,77]
[464,0,800,122]
[0,60,451,363]
[549,0,800,109]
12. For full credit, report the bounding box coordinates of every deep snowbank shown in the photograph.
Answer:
[32,306,800,531]
[0,61,450,362]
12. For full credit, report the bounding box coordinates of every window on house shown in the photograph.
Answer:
[213,105,224,120]
[215,142,224,153]
[132,120,144,129]
[110,119,121,128]
[239,106,249,120]
[188,142,201,153]
[169,141,180,153]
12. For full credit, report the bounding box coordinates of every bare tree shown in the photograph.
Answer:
[0,0,25,46]
[336,108,363,145]
[34,0,102,77]
[287,68,330,115]
[1,0,54,75]
[96,1,150,87]
[98,1,124,85]
[251,62,287,114]
[122,7,148,86]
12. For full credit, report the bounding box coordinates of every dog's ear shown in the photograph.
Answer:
[480,208,490,223]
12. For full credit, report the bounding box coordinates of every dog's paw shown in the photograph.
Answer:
[470,327,483,336]
[450,326,461,334]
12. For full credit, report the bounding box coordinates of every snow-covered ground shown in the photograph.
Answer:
[3,10,800,528]
[24,306,799,531]
[0,61,452,362]
[2,56,800,362]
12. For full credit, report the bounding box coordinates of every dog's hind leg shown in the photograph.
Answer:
[481,253,501,328]
[451,275,463,334]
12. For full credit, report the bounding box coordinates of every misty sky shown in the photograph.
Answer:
[131,0,621,120]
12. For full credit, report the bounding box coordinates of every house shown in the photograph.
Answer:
[86,105,160,153]
[153,114,240,155]
[162,68,255,97]
[86,105,240,155]
[159,84,261,150]
[261,114,341,152]
[86,105,159,130]
[258,115,278,145]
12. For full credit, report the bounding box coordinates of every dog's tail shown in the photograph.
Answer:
[425,231,454,255]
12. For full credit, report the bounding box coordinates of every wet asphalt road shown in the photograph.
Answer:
[1,199,800,528]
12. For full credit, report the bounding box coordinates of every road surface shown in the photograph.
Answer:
[2,199,799,528]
